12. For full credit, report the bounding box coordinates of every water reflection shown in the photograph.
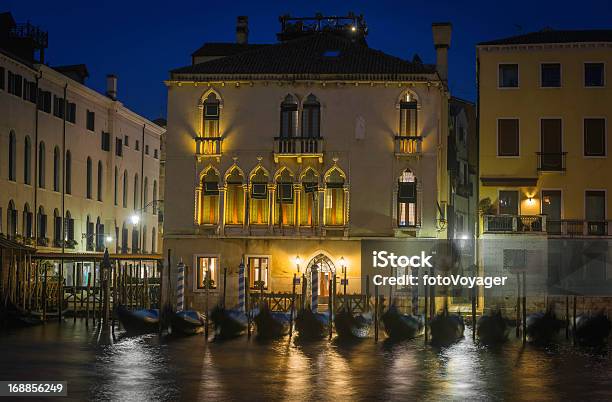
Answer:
[0,321,610,401]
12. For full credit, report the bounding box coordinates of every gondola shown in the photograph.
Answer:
[209,305,248,339]
[253,304,290,339]
[381,305,423,340]
[294,308,330,340]
[1,300,66,327]
[477,310,510,344]
[525,310,564,344]
[116,305,160,334]
[574,312,611,346]
[430,311,465,346]
[170,310,206,336]
[334,308,373,339]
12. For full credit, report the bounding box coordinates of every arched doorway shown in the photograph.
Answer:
[305,253,336,298]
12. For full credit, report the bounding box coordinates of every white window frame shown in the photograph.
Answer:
[497,63,520,89]
[583,61,606,88]
[539,62,562,89]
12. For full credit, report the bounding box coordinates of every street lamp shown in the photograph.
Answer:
[105,235,113,244]
[294,255,301,273]
[130,214,140,225]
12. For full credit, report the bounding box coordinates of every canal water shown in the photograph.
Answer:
[1,321,611,401]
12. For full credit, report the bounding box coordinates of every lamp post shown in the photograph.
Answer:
[339,257,347,307]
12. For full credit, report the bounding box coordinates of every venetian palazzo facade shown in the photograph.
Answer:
[164,14,452,310]
[0,12,164,290]
[477,30,612,311]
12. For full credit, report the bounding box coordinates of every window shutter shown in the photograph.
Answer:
[251,183,267,199]
[398,182,416,203]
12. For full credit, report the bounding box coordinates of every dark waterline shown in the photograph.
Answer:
[1,321,611,401]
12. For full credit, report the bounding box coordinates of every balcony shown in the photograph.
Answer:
[394,136,422,157]
[546,220,609,237]
[483,215,546,234]
[273,136,323,163]
[195,137,222,157]
[537,152,566,172]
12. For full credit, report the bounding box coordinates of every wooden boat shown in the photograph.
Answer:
[295,309,329,340]
[574,313,611,346]
[170,310,206,336]
[254,304,290,339]
[335,308,373,339]
[381,305,423,340]
[1,301,67,327]
[477,310,510,344]
[430,311,465,346]
[116,305,160,334]
[525,310,564,344]
[209,306,248,339]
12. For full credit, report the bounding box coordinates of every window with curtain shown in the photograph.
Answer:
[249,169,269,225]
[203,93,220,137]
[280,95,298,138]
[24,135,31,184]
[65,151,71,194]
[197,256,219,289]
[299,169,319,226]
[248,257,269,289]
[275,169,295,225]
[8,131,16,181]
[225,169,245,225]
[53,146,60,192]
[200,170,220,224]
[398,170,417,227]
[324,169,345,226]
[38,142,45,188]
[86,157,92,199]
[399,94,418,137]
[302,94,320,137]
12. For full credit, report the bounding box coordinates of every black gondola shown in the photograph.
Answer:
[525,310,565,344]
[253,304,290,339]
[381,305,423,340]
[477,310,510,344]
[294,309,329,340]
[116,305,160,334]
[209,306,248,339]
[574,312,611,346]
[170,310,206,336]
[334,308,373,339]
[430,310,465,346]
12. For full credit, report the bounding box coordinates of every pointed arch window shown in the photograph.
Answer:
[152,180,158,215]
[65,150,72,194]
[95,217,104,251]
[38,142,45,188]
[203,93,220,138]
[275,169,295,226]
[37,206,47,243]
[249,169,269,225]
[324,169,346,226]
[53,209,62,247]
[86,157,92,199]
[398,170,417,227]
[199,170,220,224]
[86,215,94,251]
[302,95,320,138]
[399,93,418,137]
[299,169,319,226]
[8,131,16,181]
[225,168,245,225]
[151,227,156,253]
[53,146,60,192]
[64,210,75,247]
[114,167,118,205]
[97,161,103,201]
[24,135,31,184]
[123,170,128,208]
[280,95,298,138]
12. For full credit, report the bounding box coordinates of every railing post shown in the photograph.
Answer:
[512,216,518,232]
[483,215,489,232]
[541,215,546,232]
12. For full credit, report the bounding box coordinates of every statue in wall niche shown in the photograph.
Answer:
[355,116,366,140]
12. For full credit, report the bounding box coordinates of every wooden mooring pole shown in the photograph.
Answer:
[565,295,570,339]
[516,272,520,338]
[289,273,296,339]
[522,272,527,344]
[328,278,333,340]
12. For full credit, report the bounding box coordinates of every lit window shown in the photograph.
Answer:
[324,168,345,226]
[248,257,269,289]
[225,168,245,225]
[197,256,219,289]
[398,170,417,227]
[200,170,220,224]
[203,93,220,137]
[249,169,269,225]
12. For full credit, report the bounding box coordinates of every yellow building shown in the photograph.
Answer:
[164,15,452,311]
[477,30,612,309]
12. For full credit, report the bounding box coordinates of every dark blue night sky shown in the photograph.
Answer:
[5,0,610,120]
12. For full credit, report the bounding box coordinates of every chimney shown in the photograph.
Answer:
[236,16,249,44]
[432,22,452,82]
[106,74,117,100]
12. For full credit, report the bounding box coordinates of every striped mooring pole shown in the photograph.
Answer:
[176,260,185,312]
[311,266,319,313]
[238,260,245,313]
